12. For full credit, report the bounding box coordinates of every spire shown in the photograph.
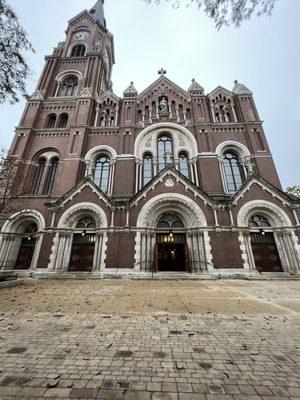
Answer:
[89,0,106,28]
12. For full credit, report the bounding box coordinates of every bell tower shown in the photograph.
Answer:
[11,0,116,196]
[35,0,115,100]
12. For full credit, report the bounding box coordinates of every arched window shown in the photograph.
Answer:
[93,155,110,193]
[143,153,153,185]
[223,151,244,194]
[224,112,231,123]
[58,113,68,128]
[57,75,78,97]
[99,115,106,127]
[109,116,115,127]
[248,215,271,228]
[157,135,173,172]
[76,217,96,229]
[178,104,184,121]
[32,158,46,194]
[157,213,185,229]
[215,113,221,123]
[47,114,56,128]
[179,152,189,178]
[43,157,59,195]
[71,45,85,57]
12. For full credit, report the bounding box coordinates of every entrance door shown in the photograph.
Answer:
[69,234,95,272]
[155,233,189,272]
[251,232,283,272]
[15,237,36,270]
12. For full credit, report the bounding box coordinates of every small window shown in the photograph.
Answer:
[143,153,153,185]
[248,215,271,228]
[76,217,96,229]
[58,113,68,128]
[93,155,110,193]
[57,75,79,97]
[157,213,185,229]
[47,114,56,128]
[71,45,85,57]
[99,115,106,127]
[179,152,189,178]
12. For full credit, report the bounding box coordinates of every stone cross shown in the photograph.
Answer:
[158,68,167,75]
[164,152,173,165]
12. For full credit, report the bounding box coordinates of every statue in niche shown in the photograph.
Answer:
[159,95,169,118]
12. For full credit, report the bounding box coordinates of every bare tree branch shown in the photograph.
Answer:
[142,0,277,28]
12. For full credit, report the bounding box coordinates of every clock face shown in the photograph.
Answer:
[74,31,89,41]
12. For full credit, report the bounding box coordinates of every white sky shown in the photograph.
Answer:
[0,0,299,188]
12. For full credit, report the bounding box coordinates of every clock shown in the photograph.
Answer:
[74,31,89,41]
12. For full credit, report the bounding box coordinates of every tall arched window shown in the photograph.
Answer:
[143,153,153,185]
[223,151,244,194]
[93,155,110,193]
[57,75,78,97]
[32,158,46,194]
[58,113,68,128]
[71,45,85,57]
[47,114,56,128]
[43,158,59,195]
[179,152,189,178]
[157,135,173,172]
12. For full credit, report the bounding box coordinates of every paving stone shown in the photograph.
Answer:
[69,387,99,398]
[152,393,179,400]
[44,387,72,397]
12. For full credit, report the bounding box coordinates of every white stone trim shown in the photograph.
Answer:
[85,145,117,161]
[134,122,198,159]
[237,200,292,227]
[0,209,45,270]
[215,141,250,158]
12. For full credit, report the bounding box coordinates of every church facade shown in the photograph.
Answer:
[1,0,299,277]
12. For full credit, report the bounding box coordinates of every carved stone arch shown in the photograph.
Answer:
[85,145,117,162]
[58,202,108,229]
[0,209,45,270]
[216,141,250,158]
[136,194,207,228]
[134,122,198,160]
[55,69,83,84]
[1,209,46,233]
[237,200,292,227]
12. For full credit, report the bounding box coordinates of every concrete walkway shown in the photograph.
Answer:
[0,280,299,399]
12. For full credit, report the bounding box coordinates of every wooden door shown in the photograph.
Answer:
[251,232,283,272]
[69,234,95,272]
[15,238,36,270]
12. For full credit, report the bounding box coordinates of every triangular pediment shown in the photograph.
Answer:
[232,175,293,206]
[130,165,215,208]
[46,177,111,211]
[138,75,190,101]
[208,85,234,99]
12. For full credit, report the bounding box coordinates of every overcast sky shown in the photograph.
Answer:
[0,0,299,188]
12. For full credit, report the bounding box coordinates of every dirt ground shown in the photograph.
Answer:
[1,279,299,316]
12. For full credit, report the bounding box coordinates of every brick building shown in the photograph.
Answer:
[1,0,299,276]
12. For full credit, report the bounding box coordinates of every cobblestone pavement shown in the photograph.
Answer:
[0,280,299,399]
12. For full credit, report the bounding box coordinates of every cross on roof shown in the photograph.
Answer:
[158,68,167,75]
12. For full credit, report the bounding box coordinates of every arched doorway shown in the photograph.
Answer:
[15,223,38,270]
[68,217,97,272]
[154,213,189,272]
[248,215,283,272]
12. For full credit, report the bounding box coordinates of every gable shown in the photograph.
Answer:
[208,85,234,99]
[138,75,190,103]
[130,167,214,209]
